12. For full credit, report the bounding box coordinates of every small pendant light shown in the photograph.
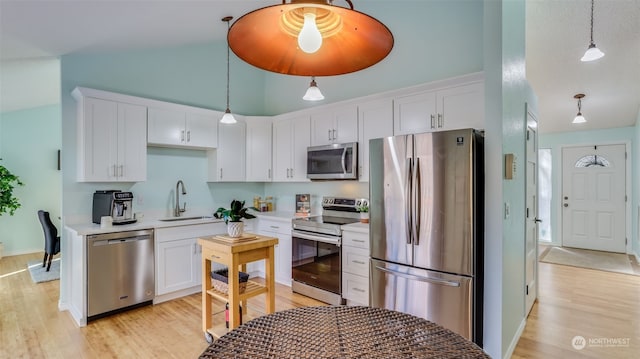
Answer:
[581,0,605,62]
[303,76,325,101]
[572,94,587,124]
[220,16,236,124]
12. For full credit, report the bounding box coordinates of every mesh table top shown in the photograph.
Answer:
[199,306,489,359]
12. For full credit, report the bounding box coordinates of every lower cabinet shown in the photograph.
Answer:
[154,222,226,302]
[253,217,293,286]
[341,228,370,305]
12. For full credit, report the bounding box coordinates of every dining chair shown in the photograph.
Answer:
[37,210,60,271]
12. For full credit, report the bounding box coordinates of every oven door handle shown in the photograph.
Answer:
[291,230,341,246]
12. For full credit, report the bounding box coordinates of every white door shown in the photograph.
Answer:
[562,144,626,252]
[524,110,538,315]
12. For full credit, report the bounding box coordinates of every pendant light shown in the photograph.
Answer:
[227,1,394,76]
[572,94,587,124]
[580,0,605,62]
[220,16,236,124]
[303,76,325,101]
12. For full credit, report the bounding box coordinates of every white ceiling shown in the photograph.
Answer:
[1,0,638,134]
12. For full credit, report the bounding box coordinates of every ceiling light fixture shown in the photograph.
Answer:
[303,77,325,101]
[220,16,236,124]
[572,93,587,124]
[580,0,605,62]
[227,0,394,76]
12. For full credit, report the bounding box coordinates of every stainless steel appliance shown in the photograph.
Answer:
[291,197,368,304]
[92,190,136,225]
[369,128,484,345]
[87,229,155,320]
[306,142,358,180]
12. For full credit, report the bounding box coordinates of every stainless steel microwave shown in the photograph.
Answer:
[306,142,358,180]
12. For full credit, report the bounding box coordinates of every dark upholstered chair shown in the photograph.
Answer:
[37,210,60,271]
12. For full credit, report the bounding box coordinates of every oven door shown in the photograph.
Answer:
[291,230,341,295]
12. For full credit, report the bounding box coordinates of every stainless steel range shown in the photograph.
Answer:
[291,197,368,305]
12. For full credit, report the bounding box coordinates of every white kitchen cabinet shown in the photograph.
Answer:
[341,227,369,306]
[272,115,310,182]
[74,96,147,182]
[255,218,293,286]
[245,116,273,182]
[357,98,394,182]
[148,107,218,149]
[154,222,227,303]
[209,117,246,182]
[393,81,484,135]
[310,104,358,146]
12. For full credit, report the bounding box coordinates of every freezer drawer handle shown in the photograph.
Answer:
[375,266,461,287]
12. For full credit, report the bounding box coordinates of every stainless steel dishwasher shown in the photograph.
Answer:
[87,229,155,320]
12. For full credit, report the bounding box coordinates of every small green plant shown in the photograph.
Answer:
[0,161,24,216]
[214,199,257,224]
[356,204,369,213]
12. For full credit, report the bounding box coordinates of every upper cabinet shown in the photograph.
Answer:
[246,116,273,182]
[310,104,358,146]
[148,107,218,149]
[73,89,147,182]
[272,115,310,182]
[358,98,394,182]
[394,78,484,135]
[208,117,246,182]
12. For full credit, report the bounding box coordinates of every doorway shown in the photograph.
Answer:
[524,109,538,315]
[561,144,626,253]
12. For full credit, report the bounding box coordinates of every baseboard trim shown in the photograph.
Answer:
[153,286,201,305]
[503,318,526,359]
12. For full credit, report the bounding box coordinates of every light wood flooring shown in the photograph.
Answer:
[2,252,639,358]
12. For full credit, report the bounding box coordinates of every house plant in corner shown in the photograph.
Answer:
[0,160,24,259]
[357,203,369,223]
[214,199,257,238]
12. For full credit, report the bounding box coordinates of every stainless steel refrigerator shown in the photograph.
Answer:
[369,128,484,346]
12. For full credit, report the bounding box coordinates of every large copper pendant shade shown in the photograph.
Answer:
[227,0,394,76]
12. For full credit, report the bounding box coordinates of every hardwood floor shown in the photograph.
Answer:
[2,252,639,358]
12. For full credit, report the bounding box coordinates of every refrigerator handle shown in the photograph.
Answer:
[405,157,413,244]
[375,266,461,287]
[413,157,421,245]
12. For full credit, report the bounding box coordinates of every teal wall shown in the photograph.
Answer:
[539,127,636,252]
[635,111,640,258]
[263,0,484,114]
[0,105,62,255]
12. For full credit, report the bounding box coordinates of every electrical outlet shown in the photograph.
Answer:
[504,202,510,219]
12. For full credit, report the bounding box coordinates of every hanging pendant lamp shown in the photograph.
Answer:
[227,0,394,76]
[572,94,587,124]
[580,0,605,62]
[220,16,237,124]
[303,77,325,101]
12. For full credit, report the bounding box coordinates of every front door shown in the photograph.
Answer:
[561,144,626,252]
[525,109,538,316]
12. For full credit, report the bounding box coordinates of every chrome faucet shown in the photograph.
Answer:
[174,180,187,217]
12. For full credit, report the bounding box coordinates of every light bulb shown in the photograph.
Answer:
[572,113,586,124]
[581,43,605,62]
[220,109,237,124]
[298,12,322,53]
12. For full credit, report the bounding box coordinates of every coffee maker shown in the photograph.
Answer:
[92,190,137,225]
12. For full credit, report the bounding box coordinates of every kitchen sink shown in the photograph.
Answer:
[158,216,215,222]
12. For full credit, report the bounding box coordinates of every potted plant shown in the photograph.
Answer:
[214,199,257,237]
[356,204,369,224]
[0,161,24,259]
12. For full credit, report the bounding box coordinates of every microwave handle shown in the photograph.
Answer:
[341,147,347,174]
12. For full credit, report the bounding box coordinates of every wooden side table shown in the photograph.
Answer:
[198,233,278,343]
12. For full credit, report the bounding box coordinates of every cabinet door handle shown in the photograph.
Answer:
[352,239,365,243]
[353,288,366,293]
[119,165,123,177]
[290,168,294,178]
[332,129,337,140]
[270,225,279,229]
[181,130,185,142]
[352,260,366,265]
[220,168,223,179]
[328,129,332,141]
[268,169,271,179]
[112,165,117,177]
[187,130,191,142]
[430,114,436,129]
[438,114,443,128]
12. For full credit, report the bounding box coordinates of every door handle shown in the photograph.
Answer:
[187,130,191,142]
[563,203,568,208]
[534,218,543,223]
[181,130,185,142]
[328,129,332,141]
[437,113,443,128]
[332,129,337,140]
[430,114,435,129]
[375,266,461,287]
[405,157,413,245]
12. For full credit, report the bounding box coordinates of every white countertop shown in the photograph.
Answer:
[65,216,226,236]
